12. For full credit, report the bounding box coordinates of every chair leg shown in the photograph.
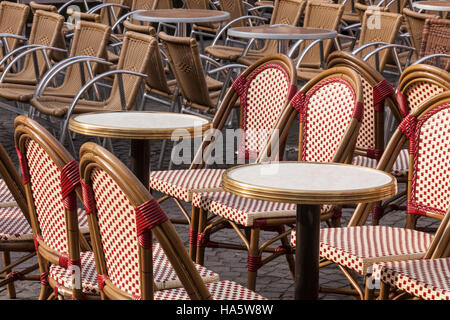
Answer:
[279,228,295,280]
[364,275,375,300]
[1,251,16,299]
[195,208,208,265]
[379,281,391,300]
[189,206,199,261]
[247,227,261,291]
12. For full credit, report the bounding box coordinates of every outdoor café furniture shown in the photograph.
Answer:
[132,8,230,37]
[192,67,364,291]
[205,0,305,63]
[0,10,65,114]
[412,1,450,17]
[69,111,211,188]
[79,141,267,300]
[291,90,450,300]
[147,54,297,258]
[289,1,343,81]
[0,143,37,299]
[374,207,450,300]
[31,31,155,151]
[0,2,30,65]
[222,161,397,299]
[418,18,450,70]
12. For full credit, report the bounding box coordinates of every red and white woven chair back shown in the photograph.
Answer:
[291,75,362,162]
[400,99,450,218]
[21,139,71,254]
[399,80,447,116]
[88,167,143,298]
[232,62,297,159]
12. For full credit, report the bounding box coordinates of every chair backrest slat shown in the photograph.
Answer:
[419,18,450,71]
[0,1,29,58]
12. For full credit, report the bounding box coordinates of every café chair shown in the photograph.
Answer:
[0,144,38,299]
[374,207,450,300]
[0,1,30,67]
[206,0,305,64]
[327,51,408,225]
[14,116,92,299]
[288,1,344,81]
[79,142,266,300]
[29,31,155,151]
[418,18,450,71]
[193,67,364,290]
[291,90,450,299]
[402,8,439,62]
[147,54,297,259]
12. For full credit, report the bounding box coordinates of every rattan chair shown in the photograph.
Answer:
[79,142,266,300]
[158,32,242,117]
[0,1,30,66]
[375,206,450,300]
[291,90,450,300]
[288,1,344,81]
[29,31,156,149]
[0,20,111,118]
[14,115,92,299]
[403,8,439,62]
[0,143,38,299]
[418,18,450,71]
[193,67,364,290]
[148,54,297,260]
[206,0,305,64]
[326,51,409,225]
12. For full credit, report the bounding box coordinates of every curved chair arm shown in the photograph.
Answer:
[207,63,248,76]
[111,9,148,31]
[33,56,113,98]
[87,3,130,14]
[247,5,274,16]
[352,41,392,55]
[58,0,100,13]
[0,46,67,83]
[0,33,28,42]
[211,15,268,46]
[362,43,415,72]
[0,44,44,68]
[294,39,324,68]
[60,69,147,143]
[411,54,450,66]
[287,39,304,58]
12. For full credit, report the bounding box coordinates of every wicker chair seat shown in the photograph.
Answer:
[0,82,86,103]
[352,148,409,177]
[49,243,220,296]
[290,226,433,275]
[149,169,225,202]
[29,96,116,117]
[0,206,33,241]
[205,45,245,62]
[296,67,324,81]
[154,280,267,300]
[372,257,450,300]
[0,179,15,204]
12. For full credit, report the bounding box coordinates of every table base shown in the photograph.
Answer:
[130,140,151,189]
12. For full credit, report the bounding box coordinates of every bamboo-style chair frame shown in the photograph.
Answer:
[14,115,92,300]
[0,143,39,299]
[79,142,265,300]
[194,66,364,290]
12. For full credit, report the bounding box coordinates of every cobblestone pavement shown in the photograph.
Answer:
[0,97,439,301]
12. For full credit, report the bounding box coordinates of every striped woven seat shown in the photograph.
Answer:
[372,258,450,300]
[49,243,220,296]
[352,148,409,177]
[154,280,267,300]
[149,169,225,202]
[0,179,16,205]
[290,226,434,275]
[0,206,33,241]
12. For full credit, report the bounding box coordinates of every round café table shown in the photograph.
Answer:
[69,111,211,188]
[412,1,450,16]
[227,25,337,66]
[221,162,397,300]
[133,9,230,37]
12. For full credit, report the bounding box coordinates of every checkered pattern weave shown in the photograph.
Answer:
[239,65,291,159]
[0,179,15,204]
[0,206,33,241]
[405,81,446,113]
[154,280,267,300]
[49,251,99,296]
[149,169,224,202]
[290,226,433,275]
[408,103,450,217]
[356,77,376,151]
[25,139,68,254]
[352,148,409,177]
[301,78,356,162]
[372,258,450,300]
[91,168,220,297]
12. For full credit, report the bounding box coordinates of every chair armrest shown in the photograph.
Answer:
[412,54,450,66]
[211,15,268,46]
[87,3,130,14]
[0,33,28,42]
[361,43,415,72]
[293,39,324,68]
[352,41,392,55]
[0,46,67,83]
[111,9,148,31]
[0,44,42,68]
[34,56,113,98]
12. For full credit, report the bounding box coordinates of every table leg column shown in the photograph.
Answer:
[295,204,320,300]
[130,139,151,189]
